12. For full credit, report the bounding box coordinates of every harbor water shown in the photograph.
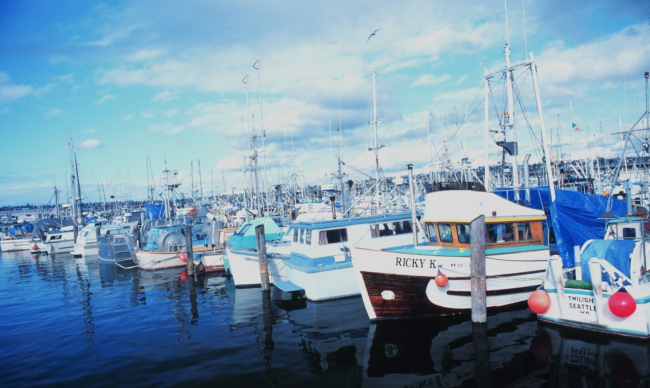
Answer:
[1,250,647,387]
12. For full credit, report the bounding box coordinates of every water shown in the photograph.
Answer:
[0,250,647,387]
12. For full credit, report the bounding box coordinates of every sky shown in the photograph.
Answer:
[0,0,649,206]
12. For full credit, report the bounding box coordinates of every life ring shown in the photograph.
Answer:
[188,208,197,217]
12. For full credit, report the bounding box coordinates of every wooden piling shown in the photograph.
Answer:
[185,225,194,276]
[470,215,487,323]
[256,224,270,291]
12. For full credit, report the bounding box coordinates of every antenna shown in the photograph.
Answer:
[504,0,510,47]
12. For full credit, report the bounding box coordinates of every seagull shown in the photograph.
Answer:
[366,28,381,42]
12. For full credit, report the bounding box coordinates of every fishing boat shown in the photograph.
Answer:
[30,217,76,254]
[351,190,550,319]
[225,217,286,284]
[531,210,650,339]
[0,223,34,252]
[72,221,138,257]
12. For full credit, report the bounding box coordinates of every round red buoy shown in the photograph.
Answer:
[528,289,551,314]
[180,271,187,280]
[32,245,38,251]
[608,288,636,318]
[178,252,187,262]
[435,271,448,287]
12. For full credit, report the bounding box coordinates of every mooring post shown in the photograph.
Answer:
[185,225,194,276]
[472,322,491,388]
[470,215,487,323]
[256,224,270,291]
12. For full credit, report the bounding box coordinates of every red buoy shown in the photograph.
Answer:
[528,289,551,314]
[608,288,636,318]
[32,245,38,251]
[435,271,448,287]
[178,252,187,262]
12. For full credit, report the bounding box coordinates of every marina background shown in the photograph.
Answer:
[1,0,649,206]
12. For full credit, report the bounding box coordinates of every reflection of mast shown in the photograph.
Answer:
[74,258,95,347]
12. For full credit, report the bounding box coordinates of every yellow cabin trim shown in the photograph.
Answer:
[423,215,546,224]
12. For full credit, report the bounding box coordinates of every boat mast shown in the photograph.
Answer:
[75,153,83,225]
[504,0,519,199]
[369,69,384,210]
[67,130,76,221]
[253,60,267,214]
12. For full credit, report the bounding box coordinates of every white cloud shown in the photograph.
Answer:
[164,109,179,118]
[152,90,178,102]
[123,114,134,120]
[46,108,61,118]
[79,139,101,150]
[95,94,115,104]
[141,111,154,119]
[411,74,451,86]
[82,128,97,134]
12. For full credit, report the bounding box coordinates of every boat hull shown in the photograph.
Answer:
[352,245,548,319]
[135,250,197,270]
[1,239,33,252]
[201,251,226,272]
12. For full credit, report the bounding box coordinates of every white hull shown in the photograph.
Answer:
[226,247,287,286]
[1,239,33,252]
[72,243,98,257]
[537,255,650,338]
[135,250,198,271]
[201,250,226,272]
[351,245,548,319]
[286,263,359,301]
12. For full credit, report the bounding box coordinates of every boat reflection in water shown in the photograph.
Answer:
[362,308,545,387]
[538,323,650,388]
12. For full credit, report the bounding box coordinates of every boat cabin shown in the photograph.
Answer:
[422,191,546,249]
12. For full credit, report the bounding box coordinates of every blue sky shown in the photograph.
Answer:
[1,0,649,205]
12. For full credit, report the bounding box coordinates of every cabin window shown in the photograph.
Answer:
[438,224,453,243]
[293,229,299,243]
[305,230,312,245]
[370,221,413,238]
[299,229,305,244]
[486,223,515,243]
[427,224,437,242]
[517,222,532,240]
[623,228,637,238]
[238,224,251,235]
[456,224,471,244]
[319,228,348,244]
[83,231,89,237]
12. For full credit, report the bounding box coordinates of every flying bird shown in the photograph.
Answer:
[366,28,381,42]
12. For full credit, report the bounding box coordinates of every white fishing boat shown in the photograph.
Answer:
[32,225,76,254]
[72,222,138,257]
[531,212,650,339]
[227,211,428,302]
[0,236,34,252]
[351,190,550,319]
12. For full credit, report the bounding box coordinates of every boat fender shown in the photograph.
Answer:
[528,289,551,314]
[178,252,187,262]
[188,208,197,217]
[608,287,636,318]
[32,245,38,251]
[435,268,448,287]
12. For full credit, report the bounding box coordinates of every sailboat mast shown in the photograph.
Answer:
[504,43,519,198]
[75,153,83,225]
[198,159,203,201]
[369,69,385,209]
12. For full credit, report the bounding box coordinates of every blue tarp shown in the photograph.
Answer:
[495,186,627,268]
[580,239,636,282]
[550,190,627,267]
[146,204,165,220]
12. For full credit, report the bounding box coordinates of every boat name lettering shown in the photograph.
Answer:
[567,295,596,312]
[395,257,436,269]
[244,257,259,262]
[569,347,596,366]
[403,375,444,388]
